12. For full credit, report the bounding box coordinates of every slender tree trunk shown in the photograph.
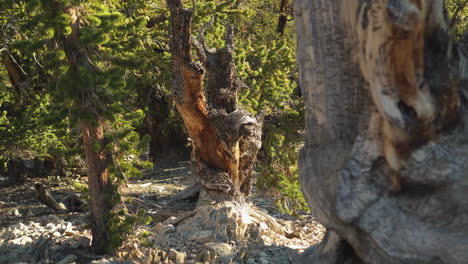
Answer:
[64,7,114,253]
[3,56,24,93]
[167,0,262,203]
[3,55,26,113]
[80,120,112,252]
[296,0,468,263]
[277,0,289,35]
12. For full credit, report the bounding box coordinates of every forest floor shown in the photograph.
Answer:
[0,160,325,264]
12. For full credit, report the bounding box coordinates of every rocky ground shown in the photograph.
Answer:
[0,161,325,264]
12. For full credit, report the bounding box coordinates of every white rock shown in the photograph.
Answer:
[63,223,74,236]
[175,252,185,264]
[162,224,176,234]
[10,209,20,216]
[164,216,178,225]
[189,230,215,244]
[168,248,178,260]
[39,215,62,226]
[10,235,33,245]
[154,186,165,192]
[259,222,268,230]
[203,242,233,256]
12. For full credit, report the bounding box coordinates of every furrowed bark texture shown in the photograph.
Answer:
[80,120,112,252]
[65,7,113,254]
[167,0,262,202]
[296,0,468,263]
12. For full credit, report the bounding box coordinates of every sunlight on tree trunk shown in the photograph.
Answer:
[64,7,114,254]
[167,0,262,204]
[80,119,112,252]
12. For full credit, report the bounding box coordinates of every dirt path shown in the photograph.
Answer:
[0,161,325,264]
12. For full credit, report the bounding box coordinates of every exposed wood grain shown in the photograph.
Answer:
[296,0,468,263]
[167,0,262,201]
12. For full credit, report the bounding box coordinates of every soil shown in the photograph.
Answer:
[0,160,325,264]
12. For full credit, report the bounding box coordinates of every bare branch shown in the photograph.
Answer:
[450,0,468,28]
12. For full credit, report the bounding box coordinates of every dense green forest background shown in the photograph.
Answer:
[0,0,466,222]
[0,0,304,215]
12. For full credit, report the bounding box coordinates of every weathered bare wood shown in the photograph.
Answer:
[296,0,468,263]
[167,0,262,202]
[169,182,201,202]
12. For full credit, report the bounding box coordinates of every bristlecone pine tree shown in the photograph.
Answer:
[167,0,262,203]
[295,0,468,263]
[2,0,150,253]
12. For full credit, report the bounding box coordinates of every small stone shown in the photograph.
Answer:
[175,252,185,264]
[259,222,268,230]
[189,230,215,244]
[164,216,178,225]
[39,215,62,226]
[162,224,176,234]
[53,231,61,237]
[203,242,233,256]
[158,250,167,260]
[168,248,178,260]
[196,250,211,262]
[154,222,164,232]
[292,230,303,239]
[10,236,33,245]
[64,223,74,236]
[10,209,20,216]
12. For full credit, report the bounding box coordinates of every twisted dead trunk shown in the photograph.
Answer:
[295,0,468,263]
[167,0,262,203]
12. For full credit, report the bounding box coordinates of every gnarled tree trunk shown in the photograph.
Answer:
[167,0,262,203]
[295,0,468,263]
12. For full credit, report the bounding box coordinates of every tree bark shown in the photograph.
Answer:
[64,7,114,254]
[3,55,25,94]
[296,0,468,263]
[277,0,289,35]
[167,0,262,203]
[80,119,112,252]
